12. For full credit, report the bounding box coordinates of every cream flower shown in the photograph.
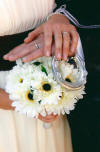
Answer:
[31,73,62,105]
[5,64,36,93]
[10,88,42,118]
[59,61,80,82]
[6,56,86,117]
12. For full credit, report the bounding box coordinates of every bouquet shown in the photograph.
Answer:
[5,57,86,118]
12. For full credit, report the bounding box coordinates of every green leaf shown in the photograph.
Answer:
[30,88,34,94]
[41,65,48,76]
[33,61,42,66]
[38,100,42,104]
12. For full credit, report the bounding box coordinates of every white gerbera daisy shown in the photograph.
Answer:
[31,72,62,105]
[43,86,85,115]
[6,56,86,117]
[59,61,80,82]
[5,64,35,93]
[11,88,43,118]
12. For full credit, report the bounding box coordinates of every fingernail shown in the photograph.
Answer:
[64,56,67,61]
[71,48,75,52]
[3,55,8,59]
[45,51,50,57]
[57,54,61,60]
[9,55,14,59]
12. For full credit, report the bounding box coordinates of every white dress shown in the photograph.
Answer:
[0,0,73,152]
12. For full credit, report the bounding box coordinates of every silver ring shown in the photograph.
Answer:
[52,56,87,91]
[34,41,40,49]
[63,32,69,35]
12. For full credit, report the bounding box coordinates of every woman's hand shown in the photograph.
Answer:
[0,89,14,110]
[3,34,44,62]
[38,113,59,123]
[24,14,78,61]
[4,14,78,62]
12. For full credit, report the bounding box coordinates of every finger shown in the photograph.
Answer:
[40,117,58,123]
[39,118,56,123]
[54,31,63,60]
[70,30,79,56]
[3,43,26,60]
[4,43,36,61]
[38,115,58,120]
[62,32,70,61]
[22,49,43,62]
[38,114,59,123]
[51,42,55,56]
[39,113,58,119]
[44,30,52,56]
[24,26,43,43]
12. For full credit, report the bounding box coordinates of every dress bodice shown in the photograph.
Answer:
[0,0,55,36]
[0,0,55,70]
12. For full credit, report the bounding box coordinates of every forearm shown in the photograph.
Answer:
[0,88,14,110]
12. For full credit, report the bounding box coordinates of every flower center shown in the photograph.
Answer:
[59,92,64,104]
[19,78,23,83]
[33,61,41,66]
[59,92,64,99]
[28,93,33,100]
[42,83,51,91]
[25,90,34,102]
[65,77,72,83]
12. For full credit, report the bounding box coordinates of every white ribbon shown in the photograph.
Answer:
[55,5,100,29]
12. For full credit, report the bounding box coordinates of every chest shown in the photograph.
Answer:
[0,0,55,36]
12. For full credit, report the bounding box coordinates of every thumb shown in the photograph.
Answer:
[24,26,43,43]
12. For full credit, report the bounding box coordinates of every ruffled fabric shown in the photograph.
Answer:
[0,110,73,152]
[0,0,55,36]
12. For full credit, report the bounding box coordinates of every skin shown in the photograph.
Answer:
[2,14,79,122]
[3,14,79,62]
[0,89,14,110]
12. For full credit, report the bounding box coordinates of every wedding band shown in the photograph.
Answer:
[63,32,69,35]
[34,41,40,49]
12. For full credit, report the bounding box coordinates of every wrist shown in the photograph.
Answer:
[48,13,70,24]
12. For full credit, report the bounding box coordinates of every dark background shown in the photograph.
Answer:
[56,0,100,152]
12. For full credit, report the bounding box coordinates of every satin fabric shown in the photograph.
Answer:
[0,0,55,36]
[0,110,73,152]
